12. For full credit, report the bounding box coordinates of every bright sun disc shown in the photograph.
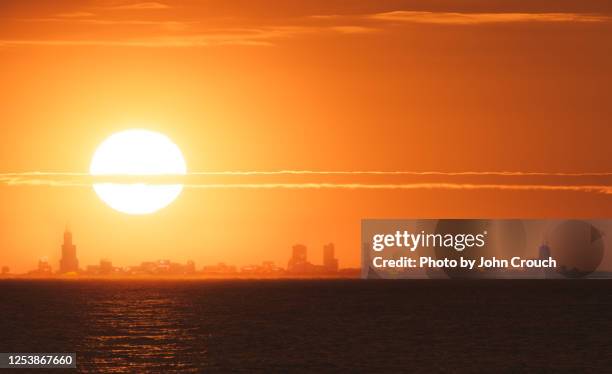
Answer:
[90,129,187,215]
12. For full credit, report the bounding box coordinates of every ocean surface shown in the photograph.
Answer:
[0,279,610,372]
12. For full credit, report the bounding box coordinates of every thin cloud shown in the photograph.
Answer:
[0,32,278,48]
[20,18,192,30]
[328,26,377,34]
[54,11,95,18]
[2,170,612,176]
[183,183,612,195]
[0,25,373,48]
[185,170,612,177]
[105,2,170,10]
[369,11,611,25]
[5,6,611,51]
[0,171,610,195]
[1,178,610,195]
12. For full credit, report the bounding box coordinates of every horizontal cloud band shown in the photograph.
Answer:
[2,170,612,177]
[2,9,610,49]
[0,171,610,195]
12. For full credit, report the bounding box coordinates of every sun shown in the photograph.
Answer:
[90,129,187,215]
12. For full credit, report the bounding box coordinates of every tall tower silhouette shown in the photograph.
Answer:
[287,244,308,272]
[59,225,79,273]
[323,243,338,272]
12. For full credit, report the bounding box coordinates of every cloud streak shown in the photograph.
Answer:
[4,4,608,49]
[105,2,170,10]
[0,25,374,48]
[187,170,612,177]
[1,179,610,195]
[3,170,612,177]
[0,36,273,48]
[369,11,611,25]
[54,11,95,18]
[23,17,192,29]
[185,183,612,195]
[1,171,610,195]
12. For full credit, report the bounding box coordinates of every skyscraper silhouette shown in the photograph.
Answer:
[59,226,79,273]
[323,243,338,272]
[287,244,309,272]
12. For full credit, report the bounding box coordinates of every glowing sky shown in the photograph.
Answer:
[0,1,611,272]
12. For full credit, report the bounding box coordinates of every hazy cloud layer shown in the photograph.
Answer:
[54,11,95,18]
[0,25,373,47]
[105,2,170,10]
[1,1,610,48]
[369,11,611,24]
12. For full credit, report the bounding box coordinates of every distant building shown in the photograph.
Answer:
[292,244,307,263]
[99,259,113,275]
[538,241,555,278]
[129,260,194,275]
[139,261,157,274]
[240,261,283,275]
[27,257,52,276]
[85,265,100,274]
[186,260,196,274]
[288,244,312,273]
[59,226,79,274]
[168,261,185,274]
[261,261,282,273]
[287,244,336,274]
[323,243,339,272]
[38,257,52,275]
[538,242,551,260]
[1,266,9,275]
[202,262,237,275]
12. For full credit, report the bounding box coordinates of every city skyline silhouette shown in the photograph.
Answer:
[2,226,358,278]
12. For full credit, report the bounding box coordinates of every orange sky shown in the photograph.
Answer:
[1,1,611,273]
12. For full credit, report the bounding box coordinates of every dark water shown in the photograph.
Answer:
[0,280,610,372]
